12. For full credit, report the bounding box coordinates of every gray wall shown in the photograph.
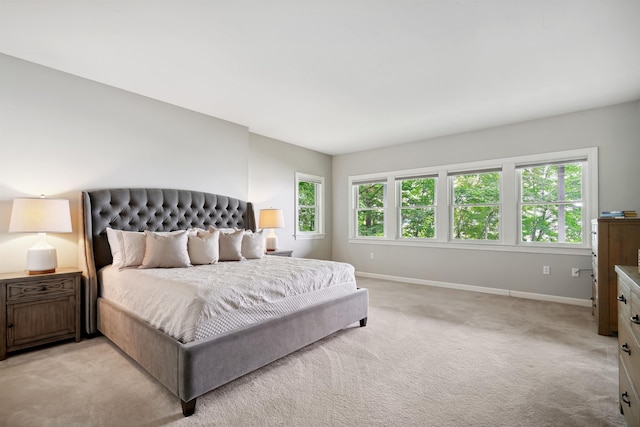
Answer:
[0,54,330,272]
[248,133,332,260]
[333,101,640,300]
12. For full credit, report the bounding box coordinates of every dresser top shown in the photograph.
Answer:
[615,265,640,285]
[0,267,82,281]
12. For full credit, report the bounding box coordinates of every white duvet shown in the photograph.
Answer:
[99,256,357,343]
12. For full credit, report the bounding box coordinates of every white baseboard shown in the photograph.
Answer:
[355,271,591,307]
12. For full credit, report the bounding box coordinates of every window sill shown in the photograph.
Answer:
[295,233,326,240]
[347,238,592,256]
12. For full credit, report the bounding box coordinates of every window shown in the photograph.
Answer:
[354,181,386,237]
[397,176,437,239]
[295,172,324,239]
[451,170,501,241]
[518,161,584,244]
[348,148,597,254]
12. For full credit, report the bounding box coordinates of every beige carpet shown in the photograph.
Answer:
[0,277,625,426]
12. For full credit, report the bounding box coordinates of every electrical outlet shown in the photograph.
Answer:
[543,266,550,275]
[571,268,580,277]
[370,252,374,260]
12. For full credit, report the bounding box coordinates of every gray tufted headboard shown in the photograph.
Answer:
[81,188,257,334]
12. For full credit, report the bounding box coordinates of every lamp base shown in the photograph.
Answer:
[28,269,56,275]
[265,232,278,252]
[25,234,58,275]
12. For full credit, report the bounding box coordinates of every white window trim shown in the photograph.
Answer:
[396,175,438,240]
[350,177,392,240]
[348,147,598,255]
[449,169,503,243]
[295,172,325,240]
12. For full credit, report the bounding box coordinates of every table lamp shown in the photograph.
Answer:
[258,208,285,251]
[9,196,72,274]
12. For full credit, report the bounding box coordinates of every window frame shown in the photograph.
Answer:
[449,169,503,243]
[348,148,598,255]
[353,179,388,239]
[294,172,325,240]
[516,160,587,248]
[396,175,438,240]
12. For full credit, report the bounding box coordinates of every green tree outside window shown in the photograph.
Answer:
[298,181,317,232]
[356,182,386,237]
[452,172,501,240]
[399,177,436,238]
[520,162,583,244]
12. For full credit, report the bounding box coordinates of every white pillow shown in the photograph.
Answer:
[242,229,265,259]
[139,230,191,268]
[217,227,241,234]
[218,228,245,261]
[188,227,220,265]
[106,228,146,269]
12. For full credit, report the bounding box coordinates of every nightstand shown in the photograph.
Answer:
[1,268,82,360]
[266,250,293,257]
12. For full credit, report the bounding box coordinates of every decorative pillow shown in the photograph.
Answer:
[242,229,265,259]
[218,228,245,261]
[188,227,220,265]
[139,230,191,268]
[106,228,146,269]
[217,227,242,234]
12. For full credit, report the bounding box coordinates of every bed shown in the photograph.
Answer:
[81,188,368,416]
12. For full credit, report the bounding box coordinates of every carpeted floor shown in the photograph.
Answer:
[0,277,625,426]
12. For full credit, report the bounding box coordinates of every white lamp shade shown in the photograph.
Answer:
[9,197,72,274]
[258,209,285,229]
[9,198,72,233]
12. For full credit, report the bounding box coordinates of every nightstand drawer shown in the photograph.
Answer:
[6,277,76,303]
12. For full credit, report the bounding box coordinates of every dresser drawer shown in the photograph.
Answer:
[6,277,76,303]
[620,357,640,426]
[630,288,640,344]
[618,278,632,327]
[619,321,640,391]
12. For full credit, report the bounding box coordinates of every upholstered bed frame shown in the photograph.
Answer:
[81,188,368,416]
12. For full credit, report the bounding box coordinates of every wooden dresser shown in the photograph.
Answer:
[591,218,640,336]
[615,265,640,426]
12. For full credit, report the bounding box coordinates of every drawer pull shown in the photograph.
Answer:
[621,343,631,355]
[621,392,631,407]
[7,323,13,328]
[618,295,627,304]
[632,315,640,325]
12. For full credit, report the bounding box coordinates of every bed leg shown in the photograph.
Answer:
[181,398,197,417]
[359,317,368,327]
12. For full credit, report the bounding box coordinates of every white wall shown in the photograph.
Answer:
[333,101,640,300]
[0,54,330,272]
[248,133,332,260]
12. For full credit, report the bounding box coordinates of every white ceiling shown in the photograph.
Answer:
[1,1,639,155]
